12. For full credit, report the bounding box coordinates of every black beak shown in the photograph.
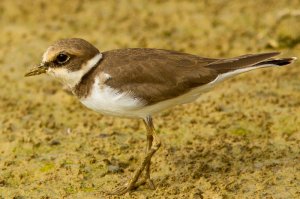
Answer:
[25,64,48,77]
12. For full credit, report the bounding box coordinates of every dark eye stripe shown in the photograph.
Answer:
[43,60,62,68]
[42,62,53,68]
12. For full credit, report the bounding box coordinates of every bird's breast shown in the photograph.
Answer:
[79,77,146,118]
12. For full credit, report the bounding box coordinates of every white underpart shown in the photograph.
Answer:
[46,53,102,89]
[80,75,146,117]
[208,64,270,84]
[81,63,278,119]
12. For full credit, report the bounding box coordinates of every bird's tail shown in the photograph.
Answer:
[253,57,297,67]
[206,52,297,74]
[206,53,297,84]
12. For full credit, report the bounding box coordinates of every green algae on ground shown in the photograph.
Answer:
[40,163,55,172]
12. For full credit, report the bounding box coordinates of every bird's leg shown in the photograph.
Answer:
[140,117,156,189]
[109,116,161,195]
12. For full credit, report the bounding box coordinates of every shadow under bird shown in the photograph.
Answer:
[25,38,297,195]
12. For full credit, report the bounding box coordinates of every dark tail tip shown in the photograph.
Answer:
[254,57,297,66]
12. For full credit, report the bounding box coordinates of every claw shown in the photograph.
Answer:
[109,187,128,195]
[108,183,133,195]
[108,177,156,195]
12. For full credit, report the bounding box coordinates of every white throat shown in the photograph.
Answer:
[47,53,102,89]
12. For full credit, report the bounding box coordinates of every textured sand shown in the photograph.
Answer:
[0,0,299,198]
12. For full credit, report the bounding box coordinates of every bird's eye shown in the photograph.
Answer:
[56,53,70,64]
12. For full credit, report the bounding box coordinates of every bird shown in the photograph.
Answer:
[25,38,296,195]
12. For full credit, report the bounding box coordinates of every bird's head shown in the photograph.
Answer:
[25,38,102,88]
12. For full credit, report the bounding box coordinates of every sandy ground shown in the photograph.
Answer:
[0,0,300,198]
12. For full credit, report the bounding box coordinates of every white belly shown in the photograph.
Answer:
[79,76,214,119]
[79,77,146,118]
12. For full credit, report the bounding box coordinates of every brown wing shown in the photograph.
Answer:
[96,49,281,105]
[99,48,219,105]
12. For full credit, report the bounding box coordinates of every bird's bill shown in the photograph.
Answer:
[24,64,47,77]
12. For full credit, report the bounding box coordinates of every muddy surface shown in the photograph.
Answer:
[0,1,299,198]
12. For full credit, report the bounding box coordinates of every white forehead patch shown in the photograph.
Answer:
[42,46,53,63]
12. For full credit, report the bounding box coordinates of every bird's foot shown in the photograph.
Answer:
[108,176,156,195]
[109,178,155,195]
[108,182,135,195]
